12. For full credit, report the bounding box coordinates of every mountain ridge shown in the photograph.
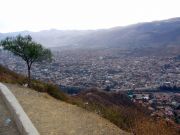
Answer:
[1,17,180,49]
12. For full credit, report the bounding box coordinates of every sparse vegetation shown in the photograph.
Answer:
[68,89,179,134]
[0,65,25,84]
[0,64,68,101]
[134,118,178,135]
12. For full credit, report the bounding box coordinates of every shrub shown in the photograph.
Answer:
[30,80,69,101]
[45,83,68,101]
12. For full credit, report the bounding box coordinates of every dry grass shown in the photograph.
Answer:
[133,118,178,135]
[6,84,129,135]
[71,89,180,135]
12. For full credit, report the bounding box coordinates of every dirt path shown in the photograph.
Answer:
[6,83,130,135]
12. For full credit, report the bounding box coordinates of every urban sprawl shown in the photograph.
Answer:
[0,49,180,123]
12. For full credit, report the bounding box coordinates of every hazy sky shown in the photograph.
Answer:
[0,0,180,33]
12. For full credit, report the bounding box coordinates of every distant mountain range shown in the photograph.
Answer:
[1,17,180,49]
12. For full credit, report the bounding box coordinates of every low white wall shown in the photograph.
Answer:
[0,83,40,135]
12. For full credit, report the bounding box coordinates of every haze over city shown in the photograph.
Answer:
[1,0,180,32]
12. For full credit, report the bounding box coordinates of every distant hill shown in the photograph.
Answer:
[1,17,180,49]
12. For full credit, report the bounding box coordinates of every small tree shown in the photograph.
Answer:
[0,35,52,86]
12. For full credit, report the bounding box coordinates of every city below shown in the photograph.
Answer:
[0,47,180,126]
[0,48,179,91]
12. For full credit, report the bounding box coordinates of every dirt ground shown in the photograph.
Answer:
[6,83,131,135]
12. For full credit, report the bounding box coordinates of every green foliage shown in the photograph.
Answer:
[0,35,52,86]
[0,35,52,62]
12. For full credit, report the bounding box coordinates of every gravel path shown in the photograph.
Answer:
[6,83,131,135]
[0,95,20,135]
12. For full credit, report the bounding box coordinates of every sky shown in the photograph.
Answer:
[0,0,180,33]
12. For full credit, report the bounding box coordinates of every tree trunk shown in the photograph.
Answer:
[27,65,31,87]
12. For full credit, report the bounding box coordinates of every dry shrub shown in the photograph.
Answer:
[133,118,178,135]
[30,80,69,101]
[0,65,25,84]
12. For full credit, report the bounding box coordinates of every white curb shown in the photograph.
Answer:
[0,83,40,135]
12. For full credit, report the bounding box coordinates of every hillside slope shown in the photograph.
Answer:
[1,17,180,49]
[5,83,130,135]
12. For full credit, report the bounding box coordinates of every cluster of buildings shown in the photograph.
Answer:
[0,49,179,91]
[128,91,180,123]
[0,48,180,123]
